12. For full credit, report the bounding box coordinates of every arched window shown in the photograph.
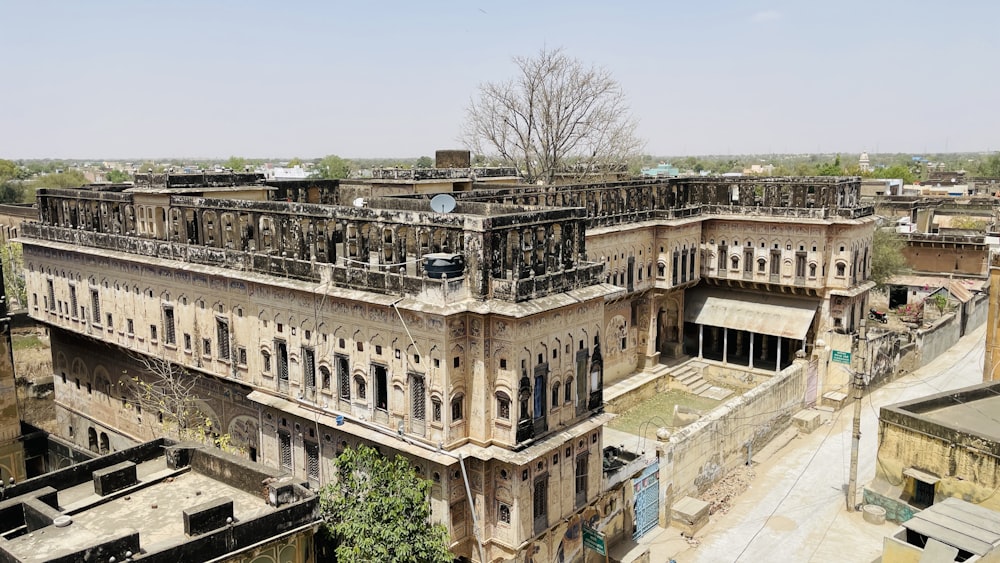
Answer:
[432,397,442,422]
[354,375,367,400]
[809,263,817,277]
[496,392,511,420]
[564,377,573,403]
[731,256,739,270]
[551,382,560,408]
[451,395,464,421]
[757,258,766,273]
[835,262,846,277]
[319,366,331,390]
[261,350,271,373]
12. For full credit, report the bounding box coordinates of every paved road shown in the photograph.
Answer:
[671,325,988,563]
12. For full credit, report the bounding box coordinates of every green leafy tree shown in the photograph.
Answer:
[0,159,25,203]
[866,164,916,184]
[224,156,248,171]
[870,228,909,289]
[313,155,352,179]
[1,242,26,309]
[415,156,434,169]
[32,170,88,188]
[287,157,303,167]
[815,155,843,176]
[320,444,452,563]
[106,169,130,183]
[977,153,1000,178]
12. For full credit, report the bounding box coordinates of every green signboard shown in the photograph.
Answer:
[831,350,852,364]
[582,525,607,556]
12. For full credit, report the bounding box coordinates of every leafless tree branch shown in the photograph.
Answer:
[462,47,644,185]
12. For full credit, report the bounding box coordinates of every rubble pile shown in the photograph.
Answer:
[702,465,756,515]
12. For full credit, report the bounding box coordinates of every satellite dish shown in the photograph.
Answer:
[430,193,456,214]
[352,197,366,208]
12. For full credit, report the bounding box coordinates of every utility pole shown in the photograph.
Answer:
[846,318,867,512]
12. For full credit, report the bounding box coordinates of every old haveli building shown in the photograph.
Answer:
[18,171,875,562]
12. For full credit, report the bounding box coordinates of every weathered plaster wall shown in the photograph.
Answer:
[915,313,962,367]
[657,360,808,524]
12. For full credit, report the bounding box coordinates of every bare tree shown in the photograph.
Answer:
[462,47,643,185]
[119,353,229,447]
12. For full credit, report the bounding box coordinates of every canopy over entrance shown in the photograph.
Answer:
[684,288,818,340]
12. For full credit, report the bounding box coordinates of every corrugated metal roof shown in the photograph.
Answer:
[684,288,818,339]
[902,497,1000,556]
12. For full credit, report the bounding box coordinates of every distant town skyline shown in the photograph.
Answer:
[2,1,998,159]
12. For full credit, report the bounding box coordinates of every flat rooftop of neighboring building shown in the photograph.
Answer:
[882,381,1000,446]
[0,440,318,563]
[3,457,273,562]
[916,392,1000,442]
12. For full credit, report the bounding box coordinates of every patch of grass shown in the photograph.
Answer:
[608,390,721,443]
[12,334,43,351]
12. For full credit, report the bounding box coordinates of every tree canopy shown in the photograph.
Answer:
[870,228,909,289]
[415,156,434,169]
[319,444,452,563]
[0,159,25,203]
[313,155,352,179]
[462,47,643,185]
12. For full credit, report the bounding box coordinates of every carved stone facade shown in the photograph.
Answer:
[20,174,874,561]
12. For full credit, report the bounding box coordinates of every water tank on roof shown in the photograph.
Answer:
[424,253,465,279]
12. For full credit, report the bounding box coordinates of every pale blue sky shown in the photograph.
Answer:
[2,1,997,159]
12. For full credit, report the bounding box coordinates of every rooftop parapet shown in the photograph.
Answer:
[370,166,519,181]
[24,189,601,303]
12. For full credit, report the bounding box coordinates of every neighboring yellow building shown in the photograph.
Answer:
[866,381,1000,523]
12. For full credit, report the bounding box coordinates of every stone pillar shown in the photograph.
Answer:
[698,325,704,358]
[723,328,729,364]
[776,337,782,374]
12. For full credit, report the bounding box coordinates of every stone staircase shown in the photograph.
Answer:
[671,362,733,400]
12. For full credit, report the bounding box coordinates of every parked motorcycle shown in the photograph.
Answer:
[868,308,888,324]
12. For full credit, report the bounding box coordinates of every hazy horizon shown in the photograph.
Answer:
[3,1,998,160]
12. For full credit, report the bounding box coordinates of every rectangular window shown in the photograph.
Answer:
[107,313,113,328]
[276,340,289,382]
[202,338,211,357]
[795,252,807,279]
[237,346,247,366]
[374,365,388,411]
[149,324,157,341]
[411,374,426,421]
[744,250,753,273]
[126,318,134,335]
[183,333,192,352]
[575,454,589,506]
[306,442,319,480]
[770,251,781,276]
[91,289,101,323]
[163,306,176,345]
[278,432,292,470]
[47,279,55,312]
[262,351,271,373]
[69,285,78,318]
[216,318,230,360]
[335,355,351,401]
[533,476,548,528]
[302,347,316,390]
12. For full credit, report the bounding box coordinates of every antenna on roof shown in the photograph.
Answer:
[430,193,456,214]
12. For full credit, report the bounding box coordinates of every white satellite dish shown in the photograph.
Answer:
[352,197,367,208]
[430,193,456,214]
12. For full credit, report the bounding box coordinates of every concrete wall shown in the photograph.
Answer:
[964,291,989,334]
[915,313,962,368]
[657,360,808,523]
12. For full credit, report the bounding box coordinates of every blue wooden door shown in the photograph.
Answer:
[632,462,659,540]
